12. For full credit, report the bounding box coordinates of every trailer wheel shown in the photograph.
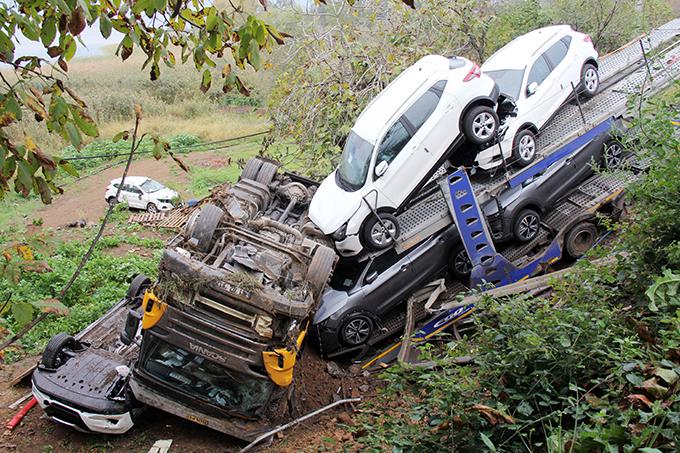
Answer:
[513,208,540,242]
[306,245,337,301]
[362,213,400,250]
[462,105,499,145]
[565,221,597,259]
[241,158,263,180]
[189,204,224,252]
[42,333,78,369]
[127,274,151,303]
[512,129,537,167]
[255,162,279,185]
[340,314,374,346]
[449,244,472,280]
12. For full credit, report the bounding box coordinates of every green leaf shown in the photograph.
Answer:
[112,130,130,142]
[12,302,34,326]
[248,39,261,70]
[69,105,98,137]
[32,298,69,316]
[63,36,77,61]
[516,400,533,417]
[65,122,82,148]
[479,433,497,452]
[58,159,80,177]
[33,176,53,204]
[100,14,112,39]
[41,16,57,47]
[200,69,212,93]
[626,373,644,386]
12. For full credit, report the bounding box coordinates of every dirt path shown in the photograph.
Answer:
[29,151,233,230]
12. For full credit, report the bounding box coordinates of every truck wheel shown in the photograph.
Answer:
[190,204,224,252]
[601,139,624,170]
[340,314,373,346]
[362,213,400,250]
[512,129,537,167]
[306,245,337,301]
[449,244,472,280]
[513,208,540,243]
[127,274,151,303]
[42,333,78,369]
[580,63,599,99]
[255,162,279,185]
[241,158,263,180]
[565,221,597,259]
[462,105,499,145]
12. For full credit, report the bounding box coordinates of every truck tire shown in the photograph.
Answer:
[512,129,537,167]
[127,274,151,303]
[449,244,472,280]
[241,158,263,180]
[255,162,279,185]
[306,245,337,301]
[565,221,597,259]
[513,208,540,243]
[340,313,374,346]
[462,105,499,145]
[190,204,224,252]
[42,333,78,369]
[362,213,400,250]
[580,63,599,99]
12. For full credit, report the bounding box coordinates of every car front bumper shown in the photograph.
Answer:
[334,234,362,257]
[32,382,135,434]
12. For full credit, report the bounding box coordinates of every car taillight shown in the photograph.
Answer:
[583,34,592,44]
[463,64,481,82]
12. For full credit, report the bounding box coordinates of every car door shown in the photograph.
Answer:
[406,80,451,173]
[359,250,415,316]
[518,53,560,131]
[126,185,144,208]
[543,36,574,110]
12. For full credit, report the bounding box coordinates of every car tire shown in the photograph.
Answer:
[340,314,374,346]
[241,158,263,180]
[362,213,400,251]
[189,204,224,252]
[580,63,599,99]
[42,333,78,369]
[255,162,279,185]
[306,245,337,301]
[601,139,624,170]
[513,208,541,243]
[449,244,472,280]
[107,197,117,207]
[512,129,537,167]
[565,221,597,259]
[146,203,159,213]
[127,274,151,303]
[462,105,499,145]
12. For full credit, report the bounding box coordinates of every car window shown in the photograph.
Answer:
[336,131,374,192]
[403,80,447,133]
[126,185,142,194]
[330,259,367,291]
[544,38,569,68]
[141,179,164,193]
[365,249,401,283]
[375,119,411,166]
[485,69,524,100]
[527,54,551,87]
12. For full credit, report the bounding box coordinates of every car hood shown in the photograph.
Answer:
[313,287,350,324]
[151,188,178,200]
[309,171,363,234]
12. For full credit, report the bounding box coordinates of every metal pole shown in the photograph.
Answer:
[570,81,587,126]
[639,39,653,81]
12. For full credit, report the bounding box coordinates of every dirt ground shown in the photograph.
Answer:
[0,350,373,453]
[28,150,233,230]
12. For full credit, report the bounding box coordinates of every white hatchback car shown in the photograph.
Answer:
[105,176,179,212]
[476,25,599,170]
[309,55,501,256]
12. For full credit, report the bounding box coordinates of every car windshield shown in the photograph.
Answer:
[140,338,273,416]
[485,69,525,100]
[141,179,164,193]
[336,131,374,192]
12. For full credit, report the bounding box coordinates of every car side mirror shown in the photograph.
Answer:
[526,82,538,97]
[120,309,142,345]
[365,270,378,284]
[375,161,389,178]
[138,193,143,199]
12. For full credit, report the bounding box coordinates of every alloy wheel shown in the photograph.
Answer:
[370,218,397,246]
[584,68,598,93]
[518,213,539,241]
[605,142,623,169]
[519,134,536,161]
[472,112,496,141]
[343,317,372,345]
[454,249,472,276]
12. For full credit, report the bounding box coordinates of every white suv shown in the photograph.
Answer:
[309,55,500,256]
[477,25,599,169]
[105,176,180,213]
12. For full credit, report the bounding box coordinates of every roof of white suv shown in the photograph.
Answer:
[109,176,151,185]
[352,55,473,144]
[483,25,573,71]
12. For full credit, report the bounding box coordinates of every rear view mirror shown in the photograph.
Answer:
[120,309,142,345]
[375,161,389,178]
[526,82,538,97]
[365,270,379,284]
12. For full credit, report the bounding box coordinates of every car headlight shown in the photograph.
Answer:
[331,223,348,241]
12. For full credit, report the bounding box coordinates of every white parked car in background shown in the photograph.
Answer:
[309,54,501,256]
[105,177,179,213]
[477,25,599,169]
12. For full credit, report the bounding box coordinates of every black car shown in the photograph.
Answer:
[482,121,625,244]
[311,224,460,357]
